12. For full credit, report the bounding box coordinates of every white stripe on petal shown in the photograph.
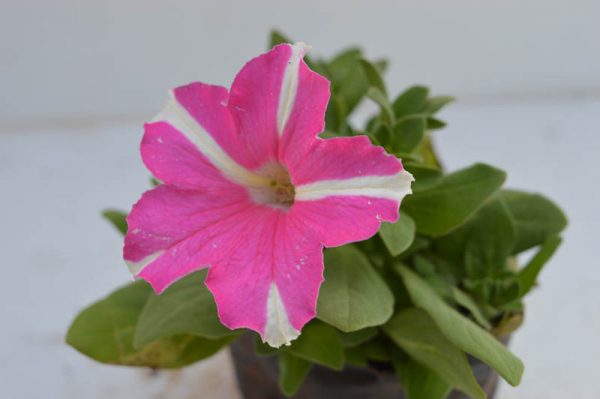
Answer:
[277,42,311,136]
[295,170,414,202]
[153,93,270,188]
[126,251,164,276]
[264,283,300,348]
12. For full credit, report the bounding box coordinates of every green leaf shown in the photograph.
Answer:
[423,96,455,114]
[385,308,484,399]
[374,58,389,74]
[417,134,443,169]
[464,277,521,310]
[278,352,312,396]
[328,48,369,114]
[66,281,230,368]
[403,163,443,192]
[391,116,427,153]
[427,117,447,130]
[464,199,516,279]
[363,337,392,361]
[393,354,451,399]
[393,151,424,163]
[433,198,516,281]
[373,124,392,146]
[286,321,344,370]
[317,246,395,331]
[500,190,567,253]
[392,86,429,118]
[325,94,349,132]
[359,58,388,97]
[67,281,148,364]
[396,265,524,386]
[254,334,278,356]
[379,212,415,256]
[518,236,562,296]
[344,345,369,366]
[269,30,291,47]
[339,327,378,347]
[366,87,395,125]
[150,177,161,187]
[413,255,436,276]
[400,236,431,259]
[402,163,506,237]
[134,270,236,348]
[451,287,491,329]
[491,312,524,338]
[102,209,128,235]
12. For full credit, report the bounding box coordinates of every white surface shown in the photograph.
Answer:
[2,0,600,128]
[0,98,598,398]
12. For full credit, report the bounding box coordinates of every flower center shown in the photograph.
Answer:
[270,177,295,206]
[250,164,295,209]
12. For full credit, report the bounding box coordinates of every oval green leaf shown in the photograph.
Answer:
[286,321,344,370]
[500,190,567,254]
[393,355,451,399]
[391,116,427,153]
[66,280,231,368]
[102,209,128,235]
[402,163,506,237]
[317,246,394,331]
[359,58,388,97]
[134,270,236,348]
[392,85,429,117]
[278,352,312,396]
[379,212,416,257]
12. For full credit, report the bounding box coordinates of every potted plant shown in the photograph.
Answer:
[66,31,567,399]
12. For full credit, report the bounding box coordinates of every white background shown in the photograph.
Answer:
[1,1,599,398]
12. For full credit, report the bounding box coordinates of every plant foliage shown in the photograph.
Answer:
[66,31,567,398]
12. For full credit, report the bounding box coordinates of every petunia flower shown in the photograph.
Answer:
[123,42,413,347]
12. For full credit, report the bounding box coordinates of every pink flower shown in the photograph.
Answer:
[123,43,413,347]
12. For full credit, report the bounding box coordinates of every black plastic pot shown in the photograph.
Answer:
[230,333,502,399]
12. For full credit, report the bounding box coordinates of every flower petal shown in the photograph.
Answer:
[123,183,253,293]
[291,196,402,247]
[142,121,238,189]
[205,209,324,347]
[151,83,268,187]
[229,43,329,165]
[278,47,330,157]
[288,135,403,185]
[288,135,413,247]
[125,185,324,347]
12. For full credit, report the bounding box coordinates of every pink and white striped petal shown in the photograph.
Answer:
[277,46,330,158]
[205,209,324,347]
[124,188,324,348]
[141,121,238,190]
[124,184,253,291]
[230,43,328,163]
[289,135,413,247]
[151,83,269,188]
